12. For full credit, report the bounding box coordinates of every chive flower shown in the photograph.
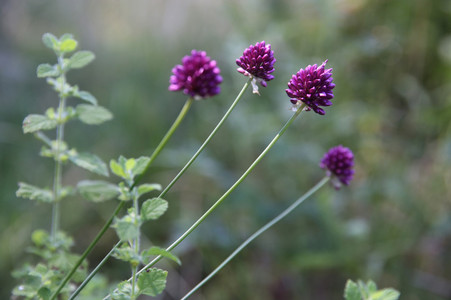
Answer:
[169,50,222,99]
[320,145,354,189]
[236,41,276,94]
[286,60,335,115]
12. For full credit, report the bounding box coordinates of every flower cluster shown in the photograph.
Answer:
[320,145,355,189]
[236,41,276,94]
[286,60,335,115]
[169,50,222,99]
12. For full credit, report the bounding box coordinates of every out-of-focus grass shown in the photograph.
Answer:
[1,0,450,299]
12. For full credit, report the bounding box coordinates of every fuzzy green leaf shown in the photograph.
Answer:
[110,159,126,179]
[69,51,95,69]
[23,114,57,133]
[60,39,78,53]
[113,213,140,241]
[137,183,162,198]
[371,289,400,300]
[37,287,51,300]
[141,198,168,221]
[74,90,97,105]
[344,280,361,300]
[131,156,150,177]
[16,182,53,203]
[112,281,132,299]
[77,180,119,202]
[76,104,113,125]
[142,247,181,265]
[137,268,168,297]
[69,152,109,176]
[42,33,58,50]
[37,64,59,78]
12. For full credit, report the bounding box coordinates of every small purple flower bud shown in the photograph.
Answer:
[286,60,335,115]
[169,50,223,100]
[320,145,355,189]
[236,41,276,95]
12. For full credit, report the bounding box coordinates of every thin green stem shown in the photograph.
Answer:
[134,104,306,278]
[69,241,121,300]
[51,55,67,243]
[61,98,194,299]
[51,202,126,300]
[158,78,251,198]
[180,176,330,300]
[131,192,140,299]
[132,97,194,189]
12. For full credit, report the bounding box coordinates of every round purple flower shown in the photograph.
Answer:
[236,41,276,94]
[169,50,222,99]
[320,145,355,189]
[286,60,335,115]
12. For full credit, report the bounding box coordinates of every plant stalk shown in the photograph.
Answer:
[134,103,306,279]
[181,176,330,299]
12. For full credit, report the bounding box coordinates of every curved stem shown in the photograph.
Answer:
[158,78,251,198]
[180,176,330,299]
[132,97,194,189]
[69,241,121,300]
[60,98,193,299]
[135,104,305,278]
[51,202,125,300]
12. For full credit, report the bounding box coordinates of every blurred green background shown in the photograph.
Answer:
[1,0,451,299]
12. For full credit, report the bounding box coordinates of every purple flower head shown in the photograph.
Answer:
[320,145,355,189]
[286,60,335,115]
[169,50,222,100]
[236,41,276,95]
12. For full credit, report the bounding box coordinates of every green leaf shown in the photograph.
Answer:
[16,182,53,203]
[131,157,150,177]
[38,287,51,300]
[113,213,140,241]
[344,280,361,300]
[366,280,378,293]
[74,90,97,105]
[137,268,168,297]
[23,114,57,134]
[112,281,132,300]
[137,183,162,198]
[31,230,50,247]
[110,159,126,179]
[142,247,181,265]
[141,198,168,221]
[69,51,95,69]
[42,33,58,50]
[60,39,78,52]
[68,152,109,176]
[77,180,119,202]
[37,64,59,78]
[112,244,140,265]
[76,104,113,125]
[371,289,400,300]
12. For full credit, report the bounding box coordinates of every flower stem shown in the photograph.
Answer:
[132,97,194,189]
[134,103,306,279]
[180,176,330,300]
[158,78,251,198]
[59,98,194,300]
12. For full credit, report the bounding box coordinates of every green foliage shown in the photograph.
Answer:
[68,51,95,69]
[113,209,141,241]
[141,247,181,265]
[76,104,113,125]
[22,114,57,133]
[37,63,60,78]
[77,180,119,202]
[137,268,168,297]
[344,280,400,300]
[68,151,109,176]
[140,198,168,221]
[16,182,53,203]
[110,156,151,182]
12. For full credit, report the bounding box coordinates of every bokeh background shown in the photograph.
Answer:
[1,0,451,299]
